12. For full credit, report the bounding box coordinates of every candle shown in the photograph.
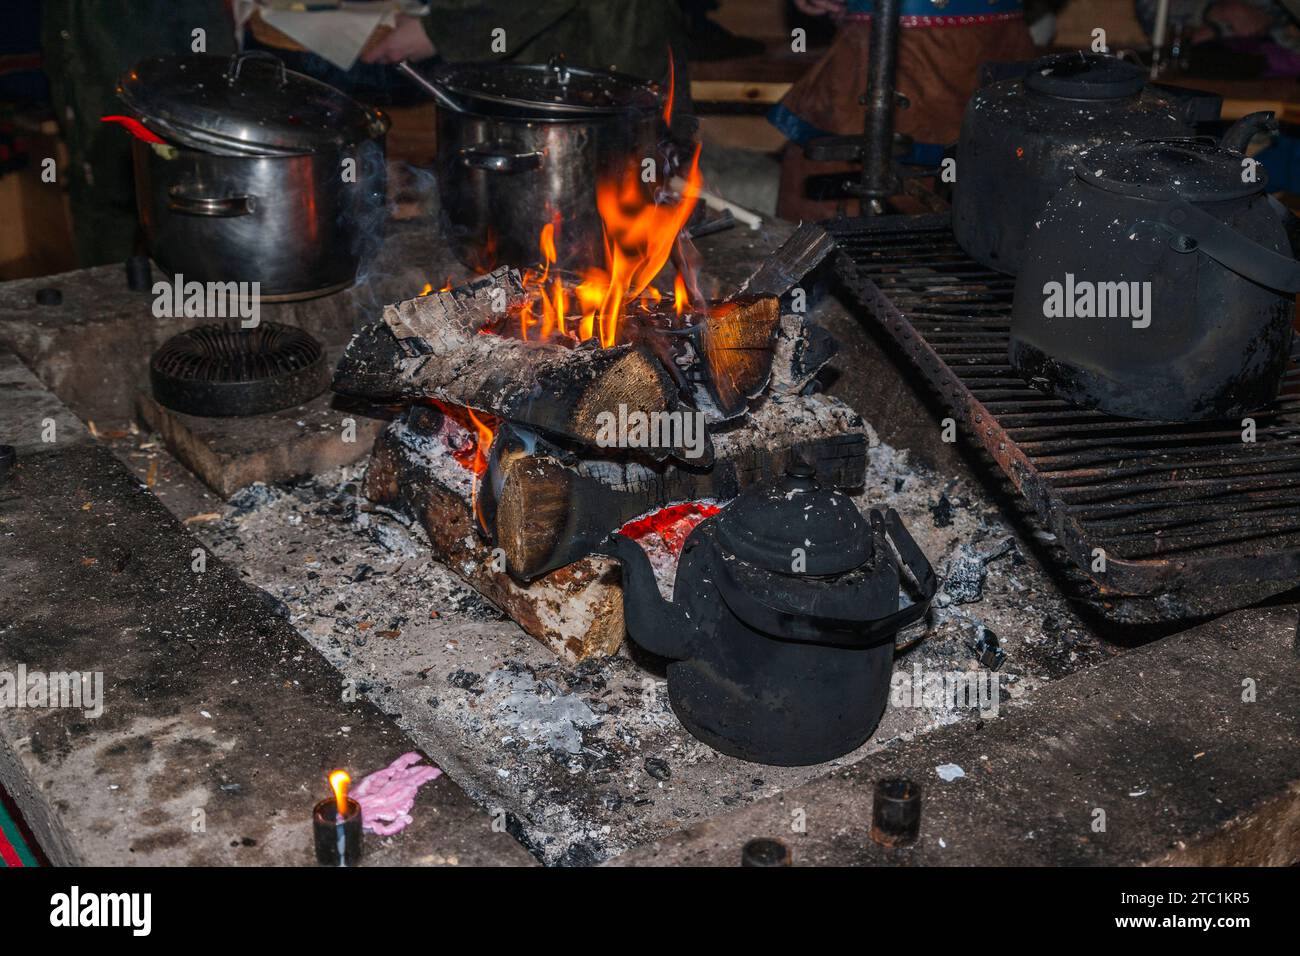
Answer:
[313,770,363,866]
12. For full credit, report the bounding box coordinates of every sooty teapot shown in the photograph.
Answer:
[596,461,936,766]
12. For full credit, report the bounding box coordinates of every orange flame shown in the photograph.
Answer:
[500,144,703,348]
[674,272,689,317]
[329,770,350,816]
[431,400,497,477]
[418,278,452,297]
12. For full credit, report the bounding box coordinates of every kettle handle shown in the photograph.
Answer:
[1220,110,1278,154]
[855,509,938,642]
[1145,198,1300,294]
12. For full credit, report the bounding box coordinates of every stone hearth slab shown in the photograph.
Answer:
[0,356,533,866]
[137,384,386,499]
[606,606,1300,866]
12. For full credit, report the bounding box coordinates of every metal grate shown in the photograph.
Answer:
[828,213,1300,623]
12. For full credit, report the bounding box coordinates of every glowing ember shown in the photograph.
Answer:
[429,400,497,477]
[329,770,351,816]
[619,501,721,557]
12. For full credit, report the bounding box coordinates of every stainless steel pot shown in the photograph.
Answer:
[402,59,664,272]
[119,53,388,300]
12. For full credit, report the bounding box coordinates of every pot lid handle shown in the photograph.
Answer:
[1144,198,1300,294]
[224,51,287,89]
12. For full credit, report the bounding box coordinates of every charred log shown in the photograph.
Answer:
[733,222,836,299]
[481,394,868,580]
[334,269,700,461]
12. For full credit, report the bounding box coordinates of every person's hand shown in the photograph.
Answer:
[793,0,847,15]
[361,14,436,64]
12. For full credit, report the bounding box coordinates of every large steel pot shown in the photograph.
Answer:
[401,59,664,272]
[119,53,388,300]
[952,52,1219,276]
[1010,112,1299,421]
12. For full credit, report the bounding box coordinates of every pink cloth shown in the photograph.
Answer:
[351,752,443,836]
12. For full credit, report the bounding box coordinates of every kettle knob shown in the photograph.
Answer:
[780,456,818,492]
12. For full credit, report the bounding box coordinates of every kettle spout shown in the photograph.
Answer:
[592,533,695,661]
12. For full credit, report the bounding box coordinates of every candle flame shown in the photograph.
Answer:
[329,770,350,816]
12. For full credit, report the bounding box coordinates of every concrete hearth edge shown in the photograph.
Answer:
[0,353,534,866]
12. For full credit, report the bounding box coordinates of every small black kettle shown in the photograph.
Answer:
[596,461,937,766]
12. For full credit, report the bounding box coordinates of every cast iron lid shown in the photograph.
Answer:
[118,53,386,156]
[430,57,663,119]
[1075,138,1266,202]
[1023,52,1146,100]
[714,460,873,576]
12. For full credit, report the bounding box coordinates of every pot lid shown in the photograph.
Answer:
[714,460,873,576]
[1023,52,1146,100]
[1075,138,1266,202]
[118,53,385,156]
[428,57,663,119]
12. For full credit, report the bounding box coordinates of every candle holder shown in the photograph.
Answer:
[313,796,363,866]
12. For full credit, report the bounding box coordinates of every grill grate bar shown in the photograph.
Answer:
[827,213,1300,622]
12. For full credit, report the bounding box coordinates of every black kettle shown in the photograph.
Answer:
[595,461,937,767]
[1010,111,1299,421]
[952,52,1220,276]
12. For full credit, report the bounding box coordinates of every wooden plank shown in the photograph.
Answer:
[691,80,791,105]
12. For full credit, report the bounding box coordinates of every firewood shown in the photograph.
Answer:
[698,295,782,418]
[733,222,836,299]
[769,313,838,396]
[482,394,869,580]
[334,269,699,461]
[364,421,625,662]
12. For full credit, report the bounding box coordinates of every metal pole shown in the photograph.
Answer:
[861,0,902,214]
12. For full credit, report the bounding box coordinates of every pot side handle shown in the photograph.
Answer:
[1150,198,1300,294]
[457,145,544,173]
[166,189,256,217]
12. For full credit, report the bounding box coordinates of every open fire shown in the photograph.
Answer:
[421,141,707,515]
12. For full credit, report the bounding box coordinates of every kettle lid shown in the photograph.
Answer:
[714,459,873,575]
[1075,138,1265,202]
[1023,52,1146,101]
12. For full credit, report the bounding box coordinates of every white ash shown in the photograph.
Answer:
[167,424,1108,866]
[478,667,601,755]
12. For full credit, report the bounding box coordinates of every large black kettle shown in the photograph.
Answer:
[596,461,937,767]
[1010,111,1299,422]
[953,52,1219,276]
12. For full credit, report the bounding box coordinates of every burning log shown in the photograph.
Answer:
[698,295,783,418]
[481,394,868,580]
[334,269,699,461]
[364,416,625,662]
